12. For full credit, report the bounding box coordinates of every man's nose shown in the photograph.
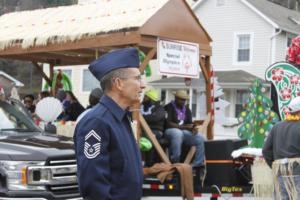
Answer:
[140,80,146,89]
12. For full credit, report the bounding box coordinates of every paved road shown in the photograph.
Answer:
[142,197,271,200]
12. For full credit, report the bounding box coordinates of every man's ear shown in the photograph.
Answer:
[114,77,124,91]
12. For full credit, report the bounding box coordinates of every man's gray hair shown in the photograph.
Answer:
[100,68,130,93]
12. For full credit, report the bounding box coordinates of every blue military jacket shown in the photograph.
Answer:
[74,95,143,200]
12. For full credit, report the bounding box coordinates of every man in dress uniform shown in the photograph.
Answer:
[74,48,145,200]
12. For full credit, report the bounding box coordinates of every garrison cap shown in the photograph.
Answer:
[89,48,140,81]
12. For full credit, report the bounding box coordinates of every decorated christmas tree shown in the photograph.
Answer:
[238,79,279,148]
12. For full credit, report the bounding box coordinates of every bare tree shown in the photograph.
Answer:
[0,0,78,96]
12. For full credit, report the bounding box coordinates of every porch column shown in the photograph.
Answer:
[189,87,193,111]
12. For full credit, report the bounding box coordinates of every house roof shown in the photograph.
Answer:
[193,0,300,35]
[244,0,300,34]
[149,70,267,88]
[0,71,24,87]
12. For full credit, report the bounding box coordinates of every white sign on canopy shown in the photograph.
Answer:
[157,38,199,78]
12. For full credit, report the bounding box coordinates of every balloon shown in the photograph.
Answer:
[36,97,63,122]
[139,137,152,151]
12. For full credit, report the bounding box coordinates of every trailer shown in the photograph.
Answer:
[142,139,254,199]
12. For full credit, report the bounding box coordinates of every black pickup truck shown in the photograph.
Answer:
[0,99,81,200]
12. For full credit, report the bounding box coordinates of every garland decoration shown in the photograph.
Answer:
[138,50,152,77]
[43,70,72,94]
[285,114,300,121]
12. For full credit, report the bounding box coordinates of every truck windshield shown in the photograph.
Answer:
[0,100,41,133]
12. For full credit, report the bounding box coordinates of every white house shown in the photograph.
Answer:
[193,0,300,78]
[191,0,300,120]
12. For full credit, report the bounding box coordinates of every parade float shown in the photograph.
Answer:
[0,0,262,199]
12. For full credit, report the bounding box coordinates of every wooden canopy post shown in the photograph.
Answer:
[130,48,158,142]
[199,56,213,140]
[49,63,55,96]
[140,114,171,164]
[139,48,156,73]
[200,58,208,83]
[32,62,52,86]
[205,56,213,140]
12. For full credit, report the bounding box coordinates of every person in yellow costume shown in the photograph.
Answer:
[141,89,166,166]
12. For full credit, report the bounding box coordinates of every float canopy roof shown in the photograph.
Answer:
[0,0,211,65]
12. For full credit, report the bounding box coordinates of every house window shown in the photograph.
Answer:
[235,90,249,117]
[216,0,225,6]
[61,69,72,79]
[287,33,297,47]
[82,69,99,92]
[287,37,293,48]
[236,34,251,62]
[288,0,297,10]
[161,90,166,104]
[191,89,197,118]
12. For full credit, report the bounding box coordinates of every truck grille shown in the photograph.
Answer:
[46,157,79,197]
[26,157,80,198]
